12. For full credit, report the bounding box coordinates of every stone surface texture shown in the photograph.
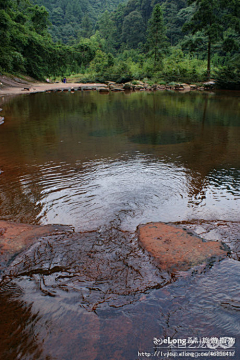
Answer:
[0,220,73,269]
[138,222,228,272]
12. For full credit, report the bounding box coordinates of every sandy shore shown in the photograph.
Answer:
[0,81,107,97]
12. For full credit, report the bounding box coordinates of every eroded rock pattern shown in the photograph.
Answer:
[177,220,240,261]
[0,220,73,270]
[1,226,170,311]
[138,222,229,272]
[0,220,238,312]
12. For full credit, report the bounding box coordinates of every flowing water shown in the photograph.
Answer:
[0,90,239,359]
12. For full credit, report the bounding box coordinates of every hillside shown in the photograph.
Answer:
[31,0,189,46]
[0,0,239,87]
[32,0,128,43]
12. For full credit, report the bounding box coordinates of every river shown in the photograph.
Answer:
[0,90,239,359]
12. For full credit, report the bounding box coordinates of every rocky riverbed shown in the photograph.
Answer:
[0,219,238,312]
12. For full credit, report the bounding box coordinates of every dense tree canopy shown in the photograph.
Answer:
[0,0,97,78]
[146,4,168,67]
[0,0,239,87]
[183,0,224,78]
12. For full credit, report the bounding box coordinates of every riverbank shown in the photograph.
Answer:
[0,76,107,97]
[0,74,215,97]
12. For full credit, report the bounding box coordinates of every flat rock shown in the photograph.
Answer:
[111,87,124,92]
[138,222,228,272]
[98,87,109,93]
[0,220,73,269]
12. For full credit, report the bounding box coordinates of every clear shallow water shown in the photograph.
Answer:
[0,90,239,359]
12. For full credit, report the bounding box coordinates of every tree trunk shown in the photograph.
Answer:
[207,36,211,80]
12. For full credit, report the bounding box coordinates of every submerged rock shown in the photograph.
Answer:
[0,220,73,269]
[138,222,229,272]
[0,220,234,311]
[98,87,109,93]
[0,224,170,311]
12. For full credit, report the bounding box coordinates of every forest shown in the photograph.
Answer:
[0,0,240,88]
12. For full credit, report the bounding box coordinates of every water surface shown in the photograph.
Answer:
[0,90,239,359]
[0,90,239,229]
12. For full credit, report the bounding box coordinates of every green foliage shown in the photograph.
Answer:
[215,54,240,89]
[31,0,128,44]
[161,48,207,82]
[122,10,145,49]
[97,11,117,53]
[146,4,168,68]
[29,5,50,34]
[162,0,189,45]
[0,0,98,79]
[88,50,133,83]
[79,14,93,39]
[0,0,239,88]
[215,65,240,90]
[182,0,240,78]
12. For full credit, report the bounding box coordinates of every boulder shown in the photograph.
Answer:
[180,83,191,91]
[134,84,146,90]
[108,83,118,90]
[123,83,133,90]
[98,87,109,93]
[157,85,166,90]
[138,222,228,272]
[106,81,116,87]
[204,81,215,89]
[190,84,197,90]
[151,84,158,91]
[174,83,184,90]
[111,87,124,92]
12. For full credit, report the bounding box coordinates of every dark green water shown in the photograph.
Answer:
[0,90,239,360]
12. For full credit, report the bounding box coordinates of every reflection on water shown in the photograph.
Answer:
[0,90,240,359]
[0,90,239,229]
[129,130,194,145]
[0,282,43,360]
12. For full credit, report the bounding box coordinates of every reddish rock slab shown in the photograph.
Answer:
[138,222,228,272]
[0,220,73,269]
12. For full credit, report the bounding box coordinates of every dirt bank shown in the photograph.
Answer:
[0,74,214,97]
[0,75,107,97]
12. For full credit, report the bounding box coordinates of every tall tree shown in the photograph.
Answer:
[183,0,224,79]
[79,14,93,38]
[146,4,168,67]
[225,0,240,33]
[140,0,153,25]
[122,10,145,49]
[97,10,117,53]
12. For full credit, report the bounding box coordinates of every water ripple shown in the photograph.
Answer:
[35,157,189,231]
